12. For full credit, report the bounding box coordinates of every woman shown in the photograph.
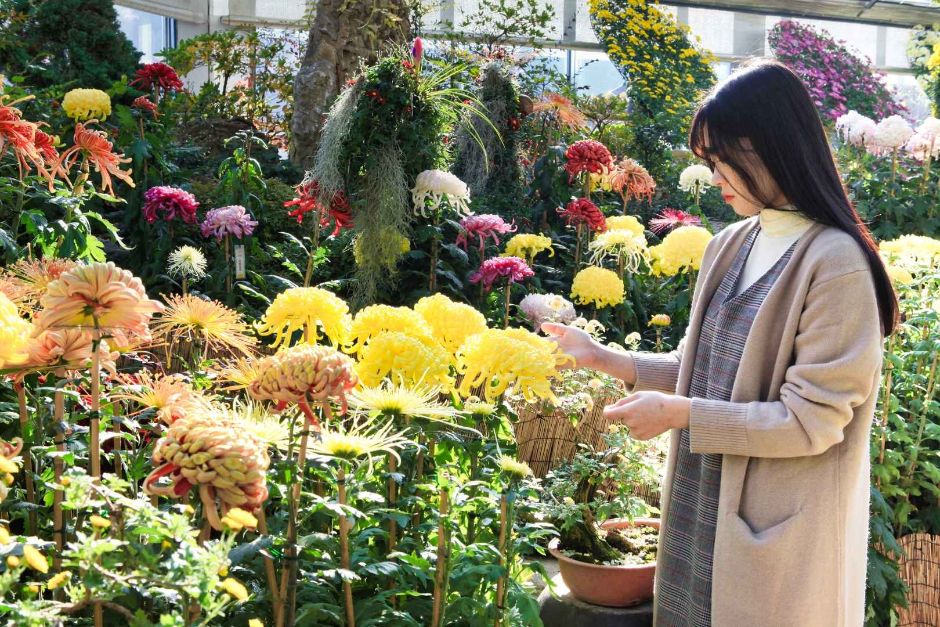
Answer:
[543,60,898,627]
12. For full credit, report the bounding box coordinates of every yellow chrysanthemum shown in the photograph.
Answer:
[649,313,671,327]
[463,398,497,418]
[349,379,459,421]
[220,507,258,532]
[649,225,712,276]
[345,304,439,355]
[255,287,351,349]
[589,229,649,271]
[456,328,571,403]
[570,266,625,308]
[22,545,48,574]
[0,455,18,475]
[47,571,71,590]
[89,515,111,529]
[221,577,249,601]
[62,89,112,121]
[498,455,533,480]
[503,233,555,263]
[356,331,453,389]
[0,293,30,368]
[151,294,257,359]
[0,526,10,544]
[311,414,410,465]
[413,293,488,355]
[885,263,914,287]
[604,215,645,237]
[880,235,940,271]
[213,357,265,392]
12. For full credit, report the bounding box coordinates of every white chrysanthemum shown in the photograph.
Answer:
[411,169,471,217]
[872,115,914,151]
[168,246,208,281]
[588,229,648,271]
[906,116,940,160]
[518,293,577,328]
[835,110,877,147]
[916,116,940,141]
[678,164,712,193]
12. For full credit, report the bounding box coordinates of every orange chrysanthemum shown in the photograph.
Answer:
[24,328,118,375]
[113,370,211,425]
[57,121,134,196]
[608,158,657,203]
[0,98,59,184]
[35,262,162,347]
[532,93,587,130]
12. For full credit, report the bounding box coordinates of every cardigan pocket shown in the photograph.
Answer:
[731,506,803,538]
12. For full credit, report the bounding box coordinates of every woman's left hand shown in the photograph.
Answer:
[603,392,692,440]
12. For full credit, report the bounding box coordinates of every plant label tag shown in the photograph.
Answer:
[234,245,246,279]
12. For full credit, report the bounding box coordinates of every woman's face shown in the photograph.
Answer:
[705,138,788,217]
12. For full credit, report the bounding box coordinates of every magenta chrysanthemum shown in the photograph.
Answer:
[200,205,258,241]
[558,197,606,232]
[142,186,199,225]
[648,208,702,235]
[469,256,534,291]
[455,214,516,254]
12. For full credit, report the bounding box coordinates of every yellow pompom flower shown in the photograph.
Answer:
[503,233,554,263]
[62,88,112,121]
[649,313,671,327]
[885,263,914,287]
[22,545,48,574]
[6,556,18,568]
[604,215,645,237]
[413,293,488,355]
[456,328,571,403]
[650,225,713,276]
[880,235,940,271]
[345,304,438,355]
[498,455,533,480]
[220,507,258,532]
[0,293,30,368]
[0,455,17,475]
[89,515,111,530]
[249,620,264,627]
[570,266,625,308]
[47,571,71,590]
[356,331,454,389]
[221,577,249,601]
[0,527,11,544]
[255,287,351,349]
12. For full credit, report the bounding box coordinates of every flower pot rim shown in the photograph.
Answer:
[548,516,660,571]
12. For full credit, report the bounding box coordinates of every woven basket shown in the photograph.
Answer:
[898,533,940,627]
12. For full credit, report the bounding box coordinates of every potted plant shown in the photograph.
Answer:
[540,425,663,607]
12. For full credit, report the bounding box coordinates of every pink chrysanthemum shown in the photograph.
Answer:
[564,139,613,181]
[132,96,159,118]
[142,186,199,224]
[455,214,516,254]
[609,158,656,203]
[200,205,258,241]
[648,208,702,235]
[283,180,354,237]
[558,197,607,232]
[131,62,184,94]
[469,256,534,291]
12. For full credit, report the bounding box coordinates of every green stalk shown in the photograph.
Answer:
[338,464,356,627]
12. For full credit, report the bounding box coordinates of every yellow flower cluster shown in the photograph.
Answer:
[605,215,645,236]
[570,266,625,308]
[455,328,572,403]
[648,225,712,276]
[885,264,914,287]
[0,293,29,368]
[498,455,533,480]
[356,331,453,389]
[503,233,554,262]
[588,0,715,118]
[255,287,351,348]
[880,235,940,271]
[62,88,112,121]
[345,304,438,355]
[413,293,487,354]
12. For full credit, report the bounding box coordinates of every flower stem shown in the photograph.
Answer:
[15,383,37,535]
[431,488,450,627]
[258,508,283,627]
[303,220,321,287]
[224,235,232,297]
[494,493,510,627]
[904,350,939,484]
[890,148,898,198]
[503,279,512,329]
[52,370,65,581]
[429,213,440,293]
[90,318,102,479]
[283,404,314,627]
[387,454,398,553]
[920,140,935,194]
[875,335,896,485]
[338,465,356,627]
[575,223,584,269]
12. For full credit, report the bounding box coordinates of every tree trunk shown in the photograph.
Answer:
[289,0,411,168]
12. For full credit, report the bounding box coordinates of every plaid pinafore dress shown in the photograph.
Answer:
[655,225,799,626]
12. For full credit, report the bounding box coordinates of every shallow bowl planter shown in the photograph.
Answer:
[548,517,659,608]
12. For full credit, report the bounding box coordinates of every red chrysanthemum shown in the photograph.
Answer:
[131,62,184,94]
[469,256,534,291]
[648,208,702,235]
[283,180,353,237]
[564,139,613,181]
[132,96,159,118]
[455,214,516,254]
[142,186,199,224]
[0,98,62,185]
[558,197,607,232]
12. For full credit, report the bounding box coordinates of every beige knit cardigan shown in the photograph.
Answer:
[627,215,884,626]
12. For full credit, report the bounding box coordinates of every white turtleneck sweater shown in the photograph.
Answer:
[733,205,816,297]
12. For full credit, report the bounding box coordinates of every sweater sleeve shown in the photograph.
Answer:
[688,269,883,458]
[624,334,687,394]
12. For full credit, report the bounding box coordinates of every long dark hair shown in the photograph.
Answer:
[689,59,899,336]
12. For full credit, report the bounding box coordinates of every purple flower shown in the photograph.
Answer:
[143,186,199,224]
[200,205,258,241]
[469,256,534,291]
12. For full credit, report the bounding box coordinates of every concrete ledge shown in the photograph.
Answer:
[538,573,653,627]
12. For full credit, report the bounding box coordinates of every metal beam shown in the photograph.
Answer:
[664,0,940,29]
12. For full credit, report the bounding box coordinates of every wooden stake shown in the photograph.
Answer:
[494,493,509,627]
[431,489,449,627]
[15,384,37,535]
[338,466,356,627]
[258,508,283,627]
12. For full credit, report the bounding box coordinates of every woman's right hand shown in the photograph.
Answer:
[541,322,598,370]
